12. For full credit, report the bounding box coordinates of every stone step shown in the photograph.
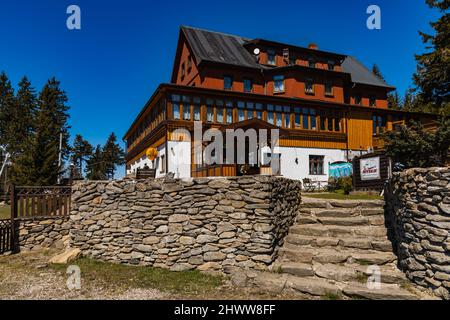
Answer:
[285,275,342,297]
[285,234,393,252]
[301,198,385,209]
[296,214,386,227]
[279,244,397,265]
[290,224,389,238]
[312,263,407,284]
[342,282,418,300]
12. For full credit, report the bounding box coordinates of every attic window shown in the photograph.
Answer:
[181,62,185,78]
[187,55,192,71]
[308,58,316,68]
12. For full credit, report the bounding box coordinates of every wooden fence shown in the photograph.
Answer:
[0,219,12,254]
[11,186,72,218]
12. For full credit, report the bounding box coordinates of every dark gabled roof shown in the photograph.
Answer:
[342,56,394,89]
[181,26,260,69]
[180,26,394,89]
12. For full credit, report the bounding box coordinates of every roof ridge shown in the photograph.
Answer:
[345,55,389,86]
[180,25,251,41]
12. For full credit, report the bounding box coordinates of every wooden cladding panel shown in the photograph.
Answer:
[279,136,346,149]
[347,110,373,150]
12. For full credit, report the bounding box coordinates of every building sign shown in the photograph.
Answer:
[360,156,380,181]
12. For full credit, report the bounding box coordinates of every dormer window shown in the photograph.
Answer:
[325,80,333,96]
[369,95,376,107]
[327,60,335,71]
[267,49,276,65]
[273,75,285,93]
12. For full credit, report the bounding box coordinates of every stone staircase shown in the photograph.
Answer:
[237,197,436,300]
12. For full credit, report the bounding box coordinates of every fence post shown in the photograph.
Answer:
[10,185,17,253]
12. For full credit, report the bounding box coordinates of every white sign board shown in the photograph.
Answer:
[360,156,381,181]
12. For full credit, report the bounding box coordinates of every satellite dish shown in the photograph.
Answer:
[253,48,260,55]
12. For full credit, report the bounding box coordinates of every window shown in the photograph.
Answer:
[267,104,275,124]
[283,106,291,128]
[193,97,201,121]
[309,155,324,175]
[247,102,254,119]
[305,78,314,94]
[172,95,181,120]
[327,60,334,71]
[238,101,245,121]
[216,100,224,123]
[274,75,285,93]
[256,103,263,119]
[325,80,333,96]
[369,95,376,107]
[275,105,283,127]
[310,108,317,129]
[226,101,233,123]
[334,118,340,132]
[294,107,301,128]
[267,49,276,65]
[302,108,310,129]
[187,55,192,71]
[320,116,326,131]
[224,76,233,90]
[181,63,185,78]
[355,94,362,105]
[244,79,252,93]
[182,96,191,120]
[373,115,387,135]
[308,58,315,68]
[206,99,214,122]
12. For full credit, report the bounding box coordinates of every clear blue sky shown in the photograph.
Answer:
[0,0,439,177]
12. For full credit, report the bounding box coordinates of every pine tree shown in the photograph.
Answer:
[102,133,125,180]
[86,145,106,180]
[32,78,70,185]
[413,0,450,115]
[70,134,93,178]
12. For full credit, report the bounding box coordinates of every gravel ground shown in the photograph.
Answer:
[0,250,304,300]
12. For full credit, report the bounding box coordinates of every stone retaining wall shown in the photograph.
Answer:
[69,176,301,272]
[386,167,450,299]
[17,217,70,251]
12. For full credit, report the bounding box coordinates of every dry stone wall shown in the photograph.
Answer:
[69,176,301,272]
[386,167,450,299]
[17,217,70,251]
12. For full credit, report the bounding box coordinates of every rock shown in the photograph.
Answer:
[49,248,81,264]
[204,251,226,262]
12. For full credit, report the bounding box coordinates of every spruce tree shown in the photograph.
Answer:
[371,64,386,82]
[387,91,401,110]
[9,77,38,185]
[32,78,70,185]
[70,134,93,178]
[413,0,450,115]
[86,145,106,180]
[102,133,125,180]
[0,72,16,150]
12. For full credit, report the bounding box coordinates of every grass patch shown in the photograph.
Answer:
[321,291,342,300]
[304,189,382,201]
[50,257,224,295]
[0,205,10,220]
[356,272,369,284]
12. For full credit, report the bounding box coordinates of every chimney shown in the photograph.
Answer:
[308,43,318,50]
